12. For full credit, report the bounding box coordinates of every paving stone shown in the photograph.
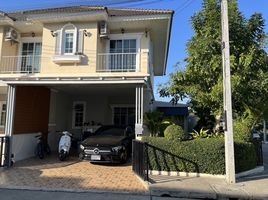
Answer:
[0,155,147,194]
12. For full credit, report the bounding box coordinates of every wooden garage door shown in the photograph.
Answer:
[13,86,50,135]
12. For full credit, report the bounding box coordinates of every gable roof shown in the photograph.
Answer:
[3,6,174,21]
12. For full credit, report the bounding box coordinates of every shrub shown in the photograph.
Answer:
[144,111,163,137]
[164,124,186,141]
[142,137,256,174]
[233,119,252,142]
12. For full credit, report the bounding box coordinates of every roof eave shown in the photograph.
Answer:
[162,11,174,76]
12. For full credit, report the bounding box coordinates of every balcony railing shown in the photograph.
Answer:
[0,55,41,74]
[97,52,139,72]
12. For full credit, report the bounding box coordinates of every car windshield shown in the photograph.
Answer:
[96,127,125,137]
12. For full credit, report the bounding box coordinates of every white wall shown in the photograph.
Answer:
[12,133,39,162]
[48,90,72,151]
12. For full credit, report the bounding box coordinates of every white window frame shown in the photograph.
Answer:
[60,23,78,55]
[18,37,42,72]
[0,101,6,128]
[106,33,142,72]
[63,30,75,55]
[72,101,86,129]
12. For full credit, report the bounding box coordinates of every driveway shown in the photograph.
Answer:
[0,155,147,194]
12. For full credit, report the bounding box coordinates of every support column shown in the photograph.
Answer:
[135,85,144,137]
[4,85,16,167]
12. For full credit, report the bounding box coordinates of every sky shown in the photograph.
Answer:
[0,0,268,102]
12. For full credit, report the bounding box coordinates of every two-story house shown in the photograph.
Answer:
[0,6,173,163]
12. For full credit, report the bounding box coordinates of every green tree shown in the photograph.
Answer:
[160,0,268,129]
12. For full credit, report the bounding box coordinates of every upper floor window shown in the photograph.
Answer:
[54,23,84,56]
[64,31,74,54]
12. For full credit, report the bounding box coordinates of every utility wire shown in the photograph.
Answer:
[174,0,196,15]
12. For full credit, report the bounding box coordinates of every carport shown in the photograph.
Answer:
[0,83,150,193]
[3,82,151,163]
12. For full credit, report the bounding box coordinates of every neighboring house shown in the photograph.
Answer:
[0,6,173,163]
[154,101,189,133]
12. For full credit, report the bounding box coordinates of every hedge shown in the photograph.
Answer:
[142,137,257,175]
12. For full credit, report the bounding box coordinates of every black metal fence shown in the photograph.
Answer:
[132,140,149,181]
[256,141,263,166]
[0,136,10,167]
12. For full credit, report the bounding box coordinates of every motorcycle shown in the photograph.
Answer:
[58,131,72,161]
[35,133,51,159]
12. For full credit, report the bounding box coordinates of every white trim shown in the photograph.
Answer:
[163,16,171,75]
[59,23,78,56]
[63,30,76,55]
[108,14,172,22]
[5,80,146,85]
[72,101,86,129]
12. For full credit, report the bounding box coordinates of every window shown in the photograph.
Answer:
[113,107,135,126]
[109,39,137,71]
[21,42,42,73]
[64,31,74,54]
[0,102,6,127]
[72,102,86,129]
[53,23,85,63]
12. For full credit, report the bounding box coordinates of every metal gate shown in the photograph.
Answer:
[0,136,10,167]
[132,140,149,181]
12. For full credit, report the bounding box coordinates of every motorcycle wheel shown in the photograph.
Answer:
[45,144,51,155]
[37,143,44,159]
[59,149,67,161]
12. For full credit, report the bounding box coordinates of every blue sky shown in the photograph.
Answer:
[1,0,267,102]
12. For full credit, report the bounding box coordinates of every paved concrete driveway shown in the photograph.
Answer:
[0,155,147,194]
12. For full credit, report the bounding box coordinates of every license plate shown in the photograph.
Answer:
[91,155,101,160]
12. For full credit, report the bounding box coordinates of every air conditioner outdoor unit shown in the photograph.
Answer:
[99,21,109,38]
[5,27,19,42]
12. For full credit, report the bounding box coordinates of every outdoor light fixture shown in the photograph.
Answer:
[83,30,89,36]
[50,30,56,37]
[31,32,35,37]
[121,28,125,34]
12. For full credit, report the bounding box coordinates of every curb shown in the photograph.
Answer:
[0,185,150,196]
[236,166,264,178]
[149,170,225,179]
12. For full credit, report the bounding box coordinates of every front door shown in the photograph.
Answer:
[20,42,42,73]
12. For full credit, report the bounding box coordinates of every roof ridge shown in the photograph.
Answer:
[6,5,174,15]
[7,5,106,14]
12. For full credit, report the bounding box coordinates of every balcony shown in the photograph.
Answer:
[97,52,140,72]
[0,55,41,74]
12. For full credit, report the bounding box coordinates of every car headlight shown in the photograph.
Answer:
[79,144,85,150]
[112,146,123,152]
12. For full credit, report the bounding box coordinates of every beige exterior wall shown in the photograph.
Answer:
[40,22,98,75]
[0,22,151,77]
